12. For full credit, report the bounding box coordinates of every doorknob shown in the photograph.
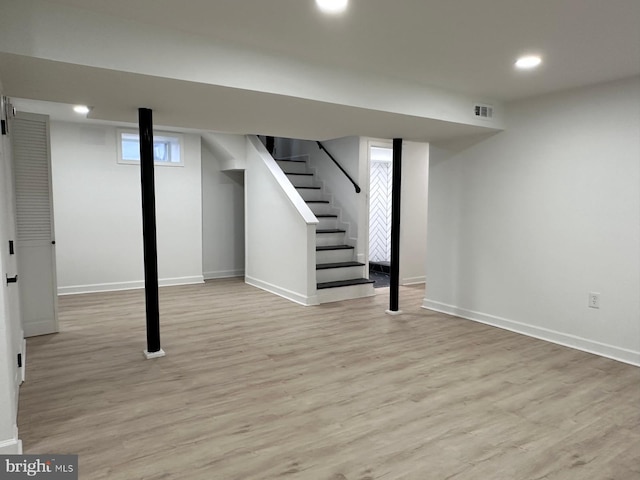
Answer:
[6,274,18,285]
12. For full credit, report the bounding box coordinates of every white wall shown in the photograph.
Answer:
[424,77,640,366]
[201,139,245,279]
[0,81,23,453]
[399,141,429,285]
[201,132,247,171]
[50,121,203,294]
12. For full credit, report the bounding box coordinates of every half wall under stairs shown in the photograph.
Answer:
[275,156,374,304]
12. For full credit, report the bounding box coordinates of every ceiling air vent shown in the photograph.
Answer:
[474,104,493,119]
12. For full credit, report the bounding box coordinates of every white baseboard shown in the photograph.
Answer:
[422,299,640,367]
[401,276,426,286]
[0,438,22,454]
[159,276,204,288]
[24,320,58,338]
[58,276,205,295]
[203,269,245,280]
[245,276,318,306]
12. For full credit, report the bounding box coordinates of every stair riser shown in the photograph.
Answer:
[316,249,354,264]
[317,283,376,304]
[276,160,308,174]
[317,217,339,229]
[307,203,335,216]
[288,175,316,187]
[316,232,346,246]
[316,266,367,283]
[297,189,324,201]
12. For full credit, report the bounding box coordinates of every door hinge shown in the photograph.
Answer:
[6,274,18,285]
[1,120,6,135]
[17,353,22,368]
[9,240,14,255]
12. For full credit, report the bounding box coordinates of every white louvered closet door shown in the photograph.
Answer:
[12,112,58,337]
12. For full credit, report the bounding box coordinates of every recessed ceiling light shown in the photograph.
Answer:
[73,105,90,114]
[316,0,348,14]
[515,55,542,70]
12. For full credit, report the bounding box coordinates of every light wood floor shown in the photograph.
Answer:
[18,279,640,480]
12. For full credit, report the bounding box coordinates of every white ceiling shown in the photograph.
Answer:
[39,0,640,101]
[3,0,639,141]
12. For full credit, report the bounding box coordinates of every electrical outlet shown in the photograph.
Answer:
[588,292,600,309]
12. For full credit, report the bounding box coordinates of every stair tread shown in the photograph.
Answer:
[317,229,345,234]
[317,278,375,289]
[285,172,313,176]
[275,158,306,163]
[316,261,365,270]
[316,244,354,251]
[306,200,330,204]
[295,186,321,189]
[316,214,338,218]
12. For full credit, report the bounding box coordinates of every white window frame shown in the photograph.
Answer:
[116,128,185,167]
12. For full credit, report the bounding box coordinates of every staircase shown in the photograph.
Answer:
[275,156,375,303]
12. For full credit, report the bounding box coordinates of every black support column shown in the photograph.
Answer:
[387,138,403,315]
[139,108,164,359]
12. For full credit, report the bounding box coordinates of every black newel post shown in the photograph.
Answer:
[266,136,275,155]
[139,108,163,358]
[388,138,403,314]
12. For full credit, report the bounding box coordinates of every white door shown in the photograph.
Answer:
[1,95,25,407]
[12,112,58,337]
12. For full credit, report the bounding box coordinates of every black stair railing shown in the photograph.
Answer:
[316,141,361,193]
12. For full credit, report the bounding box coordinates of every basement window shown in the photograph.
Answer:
[117,129,184,166]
